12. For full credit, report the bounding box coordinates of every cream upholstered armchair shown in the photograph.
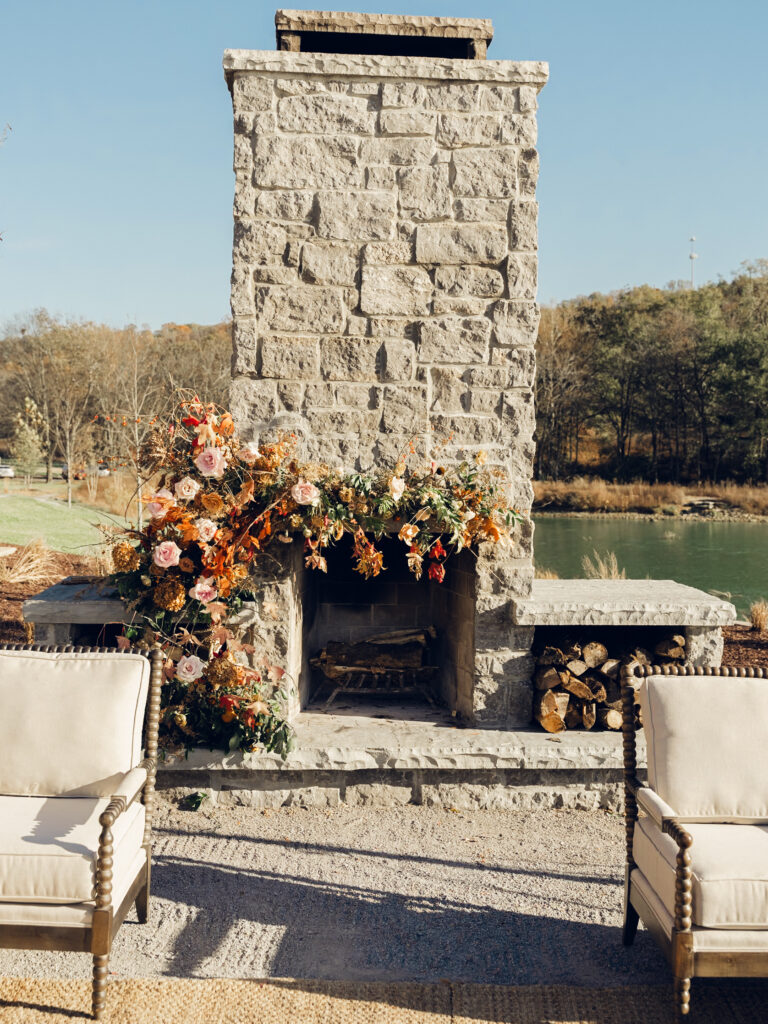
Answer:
[0,644,162,1020]
[622,662,768,1020]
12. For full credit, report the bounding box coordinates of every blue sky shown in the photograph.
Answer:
[1,0,766,328]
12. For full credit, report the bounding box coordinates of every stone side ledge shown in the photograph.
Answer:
[223,50,549,87]
[513,579,736,627]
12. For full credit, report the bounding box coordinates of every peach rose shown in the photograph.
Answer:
[195,518,218,543]
[188,576,218,604]
[291,479,320,505]
[175,654,206,683]
[389,476,406,502]
[153,540,181,569]
[398,523,419,544]
[174,476,200,501]
[146,488,175,519]
[194,446,227,479]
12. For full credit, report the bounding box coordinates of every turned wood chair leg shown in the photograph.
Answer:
[92,953,109,1019]
[622,898,640,946]
[674,976,691,1020]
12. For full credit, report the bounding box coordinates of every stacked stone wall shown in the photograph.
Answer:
[226,50,546,726]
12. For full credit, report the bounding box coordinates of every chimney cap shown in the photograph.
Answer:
[275,10,494,59]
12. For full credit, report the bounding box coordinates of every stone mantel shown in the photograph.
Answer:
[223,49,549,86]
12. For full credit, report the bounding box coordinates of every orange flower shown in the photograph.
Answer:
[201,492,224,515]
[218,412,235,437]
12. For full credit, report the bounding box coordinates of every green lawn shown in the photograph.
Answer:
[0,495,128,553]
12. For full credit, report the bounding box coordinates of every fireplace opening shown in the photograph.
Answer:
[301,535,476,717]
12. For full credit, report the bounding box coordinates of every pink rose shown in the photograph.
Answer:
[194,446,227,479]
[188,576,218,604]
[146,488,175,520]
[291,479,320,505]
[174,476,200,501]
[153,540,181,569]
[175,654,205,683]
[389,476,406,502]
[195,518,218,543]
[239,441,261,465]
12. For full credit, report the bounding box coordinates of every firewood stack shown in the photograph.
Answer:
[534,633,687,733]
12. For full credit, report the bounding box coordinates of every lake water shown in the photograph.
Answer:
[533,517,768,618]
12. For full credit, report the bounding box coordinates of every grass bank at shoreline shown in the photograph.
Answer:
[533,479,768,520]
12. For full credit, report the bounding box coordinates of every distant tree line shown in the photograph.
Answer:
[3,261,767,497]
[535,262,768,483]
[0,312,231,511]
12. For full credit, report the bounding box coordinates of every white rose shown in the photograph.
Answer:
[174,476,201,501]
[175,655,206,683]
[195,518,218,543]
[389,476,406,502]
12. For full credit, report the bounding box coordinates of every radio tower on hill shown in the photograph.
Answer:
[689,236,698,289]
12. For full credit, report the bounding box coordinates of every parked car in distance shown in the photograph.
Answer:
[0,466,15,478]
[61,464,86,481]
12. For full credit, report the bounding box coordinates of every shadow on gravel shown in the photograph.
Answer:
[152,826,619,887]
[147,854,667,988]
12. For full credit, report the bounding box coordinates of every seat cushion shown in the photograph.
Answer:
[634,815,768,928]
[632,869,768,952]
[639,674,768,820]
[0,650,149,797]
[0,795,146,904]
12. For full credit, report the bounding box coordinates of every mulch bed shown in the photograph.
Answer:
[722,624,768,668]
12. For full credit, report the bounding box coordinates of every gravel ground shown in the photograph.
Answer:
[1,804,668,987]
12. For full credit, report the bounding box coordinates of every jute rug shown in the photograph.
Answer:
[1,976,767,1023]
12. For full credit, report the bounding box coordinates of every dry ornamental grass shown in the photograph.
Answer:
[750,600,768,633]
[581,549,626,580]
[0,539,61,586]
[534,478,768,516]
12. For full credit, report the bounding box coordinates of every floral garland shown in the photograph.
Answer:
[110,398,524,757]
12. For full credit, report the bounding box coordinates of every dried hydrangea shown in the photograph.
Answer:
[153,578,186,612]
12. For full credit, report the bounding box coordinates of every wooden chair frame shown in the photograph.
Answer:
[0,643,163,1020]
[621,661,768,1020]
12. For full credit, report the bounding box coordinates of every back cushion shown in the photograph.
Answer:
[0,650,149,797]
[640,674,768,820]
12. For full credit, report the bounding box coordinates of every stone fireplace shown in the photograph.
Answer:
[224,10,548,727]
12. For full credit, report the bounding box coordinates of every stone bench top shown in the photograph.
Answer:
[513,579,736,627]
[22,580,128,625]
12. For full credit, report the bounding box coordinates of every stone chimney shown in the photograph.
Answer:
[224,11,548,727]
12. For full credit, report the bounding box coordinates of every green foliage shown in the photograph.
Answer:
[10,419,44,482]
[535,266,768,483]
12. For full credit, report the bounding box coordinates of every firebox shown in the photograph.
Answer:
[224,10,547,727]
